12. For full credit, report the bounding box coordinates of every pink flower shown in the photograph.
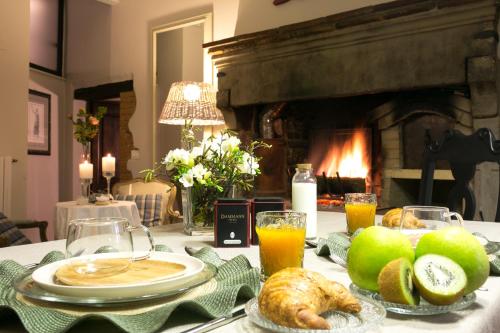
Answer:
[89,117,99,126]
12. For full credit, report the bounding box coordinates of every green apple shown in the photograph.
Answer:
[348,226,415,291]
[415,226,489,294]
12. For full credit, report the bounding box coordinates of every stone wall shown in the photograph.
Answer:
[119,91,135,181]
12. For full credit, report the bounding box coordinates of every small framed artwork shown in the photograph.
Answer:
[27,89,51,155]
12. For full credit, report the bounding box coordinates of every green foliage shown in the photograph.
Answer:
[68,107,107,145]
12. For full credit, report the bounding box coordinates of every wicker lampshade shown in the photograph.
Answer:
[158,81,225,126]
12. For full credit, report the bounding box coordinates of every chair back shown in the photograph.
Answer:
[418,128,500,221]
[112,178,180,224]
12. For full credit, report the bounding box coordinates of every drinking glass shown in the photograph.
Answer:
[256,211,306,280]
[344,193,377,234]
[399,206,464,246]
[66,217,155,277]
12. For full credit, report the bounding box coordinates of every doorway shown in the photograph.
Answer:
[74,80,135,194]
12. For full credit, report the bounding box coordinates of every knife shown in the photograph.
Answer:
[179,308,246,333]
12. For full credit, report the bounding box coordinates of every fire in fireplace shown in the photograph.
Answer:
[310,128,372,210]
[310,128,371,179]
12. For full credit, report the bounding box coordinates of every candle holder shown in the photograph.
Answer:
[103,171,115,200]
[77,179,92,205]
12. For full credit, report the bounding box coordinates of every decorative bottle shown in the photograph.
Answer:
[292,163,317,239]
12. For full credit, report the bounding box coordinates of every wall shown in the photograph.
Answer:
[26,79,59,241]
[234,0,394,35]
[213,0,239,40]
[156,29,183,163]
[63,0,112,201]
[182,25,204,81]
[0,1,29,219]
[66,0,111,87]
[29,69,66,241]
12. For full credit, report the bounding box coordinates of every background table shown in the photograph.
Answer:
[1,212,499,333]
[54,200,142,239]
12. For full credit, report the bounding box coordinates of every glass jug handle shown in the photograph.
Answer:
[446,212,464,226]
[127,224,155,261]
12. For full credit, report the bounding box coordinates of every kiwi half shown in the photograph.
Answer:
[377,258,419,305]
[413,254,467,305]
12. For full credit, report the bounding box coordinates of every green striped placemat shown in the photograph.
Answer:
[0,246,260,333]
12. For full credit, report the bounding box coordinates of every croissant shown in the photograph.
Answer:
[258,267,361,329]
[382,208,426,229]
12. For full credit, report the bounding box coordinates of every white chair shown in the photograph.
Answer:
[112,178,180,224]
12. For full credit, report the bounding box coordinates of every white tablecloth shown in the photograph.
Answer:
[1,212,499,333]
[54,200,142,240]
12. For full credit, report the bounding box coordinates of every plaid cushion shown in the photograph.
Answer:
[115,194,162,227]
[0,218,31,247]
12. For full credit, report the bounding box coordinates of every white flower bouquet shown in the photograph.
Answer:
[144,131,269,230]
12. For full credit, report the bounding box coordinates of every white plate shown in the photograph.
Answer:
[32,252,205,298]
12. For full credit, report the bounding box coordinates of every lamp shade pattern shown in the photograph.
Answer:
[159,81,225,126]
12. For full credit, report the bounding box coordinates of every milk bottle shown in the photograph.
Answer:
[292,163,317,239]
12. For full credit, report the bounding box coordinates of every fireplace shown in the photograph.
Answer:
[206,0,500,219]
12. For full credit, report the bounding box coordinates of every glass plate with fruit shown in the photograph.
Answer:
[349,284,476,315]
[347,225,488,315]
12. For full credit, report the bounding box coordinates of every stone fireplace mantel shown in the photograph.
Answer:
[207,0,498,120]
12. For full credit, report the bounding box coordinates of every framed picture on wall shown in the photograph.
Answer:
[27,89,51,155]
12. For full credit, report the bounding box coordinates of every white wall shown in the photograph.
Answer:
[182,25,204,81]
[234,0,393,35]
[63,0,112,201]
[213,0,239,40]
[66,0,111,87]
[26,81,59,241]
[0,1,29,219]
[156,29,183,163]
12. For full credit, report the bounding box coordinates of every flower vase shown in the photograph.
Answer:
[82,142,91,162]
[181,185,237,236]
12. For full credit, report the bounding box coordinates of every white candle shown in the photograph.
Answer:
[102,154,116,175]
[79,161,93,180]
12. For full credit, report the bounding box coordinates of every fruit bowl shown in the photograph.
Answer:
[349,284,476,315]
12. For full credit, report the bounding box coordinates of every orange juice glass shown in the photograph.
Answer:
[256,211,306,280]
[344,193,377,234]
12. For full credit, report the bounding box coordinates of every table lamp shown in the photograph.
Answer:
[158,81,225,148]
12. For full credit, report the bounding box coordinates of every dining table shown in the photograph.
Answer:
[0,211,499,333]
[54,200,142,240]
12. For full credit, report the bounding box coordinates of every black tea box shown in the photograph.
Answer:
[251,197,285,245]
[214,198,251,247]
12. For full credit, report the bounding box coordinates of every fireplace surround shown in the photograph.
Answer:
[206,0,500,220]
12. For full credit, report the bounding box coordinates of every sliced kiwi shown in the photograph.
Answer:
[377,258,419,305]
[413,254,467,305]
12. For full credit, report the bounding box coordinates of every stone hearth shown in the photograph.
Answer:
[206,0,500,220]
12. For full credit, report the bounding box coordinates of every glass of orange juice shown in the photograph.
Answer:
[256,211,306,280]
[344,193,377,234]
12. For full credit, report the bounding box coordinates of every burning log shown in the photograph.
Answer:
[336,172,345,197]
[317,176,366,210]
[317,176,365,195]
